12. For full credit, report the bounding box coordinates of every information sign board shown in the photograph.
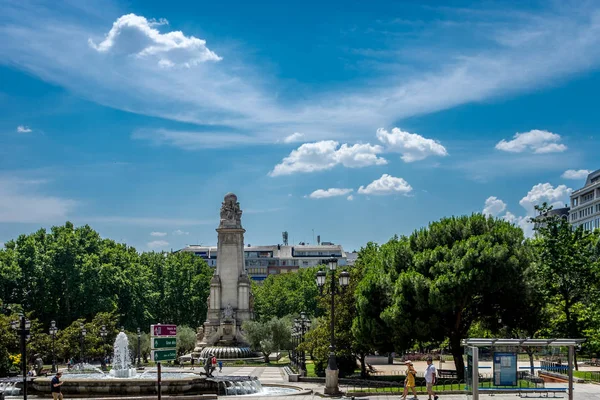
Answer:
[152,337,177,349]
[151,349,177,362]
[493,352,517,386]
[151,324,177,337]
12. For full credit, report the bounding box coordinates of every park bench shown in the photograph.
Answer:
[479,387,567,398]
[437,369,458,379]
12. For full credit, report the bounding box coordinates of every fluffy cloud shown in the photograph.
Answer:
[269,140,386,176]
[173,229,189,235]
[308,188,353,199]
[483,196,507,217]
[376,128,448,162]
[17,125,32,133]
[518,182,572,216]
[347,195,354,201]
[484,182,572,237]
[89,14,221,68]
[358,174,412,196]
[147,240,169,249]
[495,130,567,154]
[561,169,591,180]
[150,231,167,237]
[282,132,305,144]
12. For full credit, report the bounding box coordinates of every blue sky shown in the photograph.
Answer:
[1,0,599,252]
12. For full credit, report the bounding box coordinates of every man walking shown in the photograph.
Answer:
[51,371,64,400]
[425,357,438,400]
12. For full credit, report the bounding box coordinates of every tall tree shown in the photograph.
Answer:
[382,214,531,379]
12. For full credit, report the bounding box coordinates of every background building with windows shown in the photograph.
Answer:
[178,243,347,281]
[569,169,600,232]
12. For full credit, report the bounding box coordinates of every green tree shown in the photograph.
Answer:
[243,317,291,362]
[252,267,320,321]
[381,214,531,379]
[176,326,197,357]
[531,204,600,368]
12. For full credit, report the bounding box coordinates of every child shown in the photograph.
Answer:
[218,360,223,372]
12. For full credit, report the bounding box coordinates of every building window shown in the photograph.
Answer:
[573,198,579,207]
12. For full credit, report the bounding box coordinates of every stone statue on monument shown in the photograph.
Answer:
[220,193,242,228]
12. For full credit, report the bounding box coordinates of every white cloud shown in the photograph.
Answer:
[147,240,169,249]
[495,130,567,154]
[17,125,32,133]
[282,132,305,144]
[150,231,167,237]
[4,3,600,148]
[173,229,189,235]
[562,169,591,180]
[88,14,221,68]
[308,188,353,199]
[487,183,572,237]
[376,127,448,162]
[518,182,572,216]
[358,174,412,196]
[0,178,77,223]
[347,195,354,201]
[269,141,386,176]
[483,196,507,217]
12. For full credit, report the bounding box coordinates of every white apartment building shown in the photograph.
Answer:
[569,169,600,232]
[178,243,347,281]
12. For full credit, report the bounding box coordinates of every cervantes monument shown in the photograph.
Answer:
[195,193,255,358]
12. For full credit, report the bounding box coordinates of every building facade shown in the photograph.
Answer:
[179,243,347,281]
[569,169,600,232]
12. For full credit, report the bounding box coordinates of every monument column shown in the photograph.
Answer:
[198,193,253,350]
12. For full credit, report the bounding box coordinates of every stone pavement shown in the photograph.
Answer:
[212,366,600,399]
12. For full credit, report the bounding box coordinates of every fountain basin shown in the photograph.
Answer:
[32,375,218,396]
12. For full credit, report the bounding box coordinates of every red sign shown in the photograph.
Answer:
[151,324,177,337]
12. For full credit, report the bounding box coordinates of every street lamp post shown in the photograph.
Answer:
[295,312,311,376]
[11,314,31,400]
[79,323,87,364]
[316,257,350,395]
[49,321,58,373]
[137,328,141,368]
[100,325,108,370]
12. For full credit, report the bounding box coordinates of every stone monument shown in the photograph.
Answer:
[195,193,255,359]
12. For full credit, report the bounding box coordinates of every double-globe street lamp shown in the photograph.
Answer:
[294,312,311,376]
[80,322,87,364]
[49,320,58,373]
[100,325,108,370]
[316,257,350,395]
[11,314,31,400]
[137,327,142,367]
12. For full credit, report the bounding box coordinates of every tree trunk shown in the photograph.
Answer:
[527,349,535,375]
[359,352,367,379]
[450,335,465,381]
[574,351,579,371]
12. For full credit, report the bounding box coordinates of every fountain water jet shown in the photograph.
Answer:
[110,331,136,378]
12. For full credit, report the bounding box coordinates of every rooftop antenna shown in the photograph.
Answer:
[282,231,289,246]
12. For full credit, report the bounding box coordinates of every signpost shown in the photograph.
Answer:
[151,349,177,362]
[152,337,177,349]
[151,324,177,400]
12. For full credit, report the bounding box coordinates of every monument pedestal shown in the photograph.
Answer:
[324,368,340,395]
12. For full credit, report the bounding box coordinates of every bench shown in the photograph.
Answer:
[479,387,567,398]
[438,369,458,379]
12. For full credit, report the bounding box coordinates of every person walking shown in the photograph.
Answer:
[190,356,195,370]
[51,371,64,400]
[218,360,223,373]
[425,357,438,400]
[402,361,418,400]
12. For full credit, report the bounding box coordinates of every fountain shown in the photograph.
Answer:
[110,331,137,378]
